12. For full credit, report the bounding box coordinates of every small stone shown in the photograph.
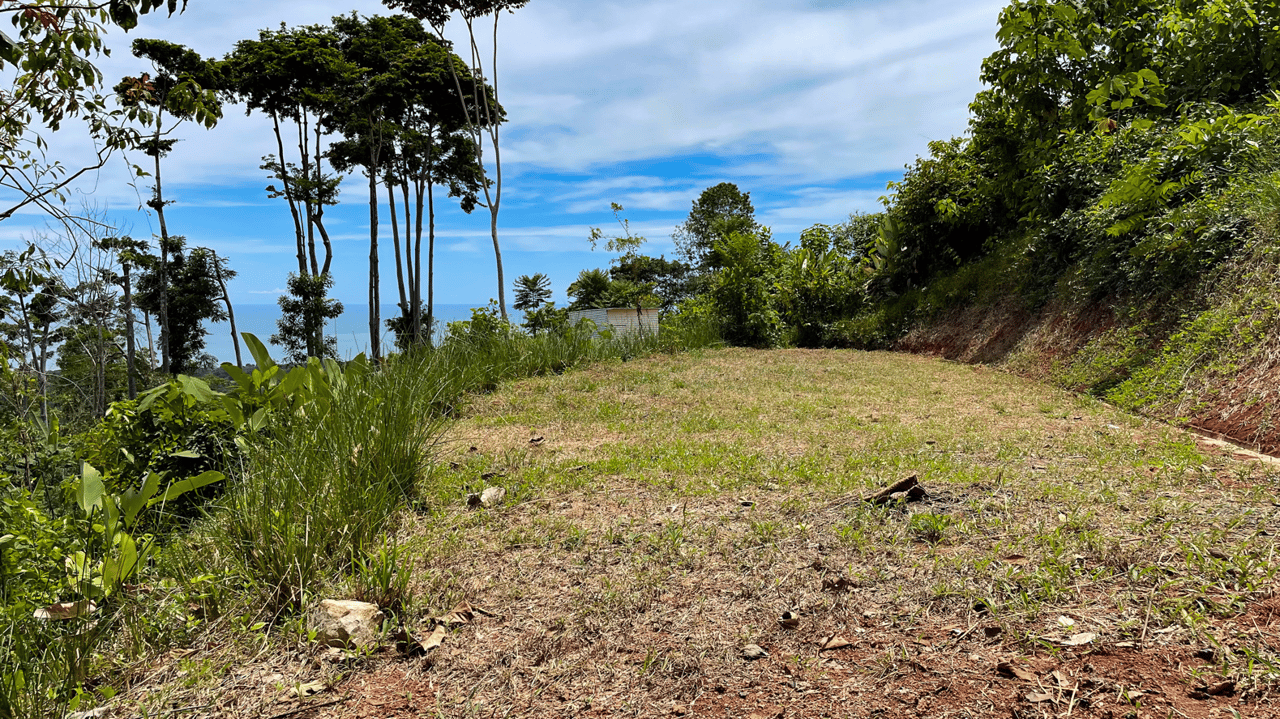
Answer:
[480,486,506,507]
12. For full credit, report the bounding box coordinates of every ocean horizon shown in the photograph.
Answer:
[198,303,484,365]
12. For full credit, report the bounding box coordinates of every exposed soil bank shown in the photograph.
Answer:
[895,297,1280,457]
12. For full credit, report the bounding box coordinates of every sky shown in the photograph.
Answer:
[1,0,1009,311]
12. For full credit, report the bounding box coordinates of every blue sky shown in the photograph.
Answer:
[2,0,1008,309]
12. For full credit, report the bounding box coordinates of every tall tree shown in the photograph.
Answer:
[328,14,486,351]
[228,24,350,358]
[513,273,551,312]
[673,183,761,270]
[95,235,152,399]
[135,240,233,375]
[380,0,525,321]
[115,38,224,375]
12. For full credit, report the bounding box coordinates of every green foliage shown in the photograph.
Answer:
[79,374,238,513]
[776,225,864,347]
[135,240,234,375]
[521,302,569,337]
[446,301,516,344]
[567,269,613,310]
[673,183,761,269]
[512,273,552,313]
[272,272,344,364]
[708,231,784,348]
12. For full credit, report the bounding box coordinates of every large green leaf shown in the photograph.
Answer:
[177,374,217,403]
[120,472,162,528]
[153,471,226,505]
[242,332,277,374]
[76,463,106,515]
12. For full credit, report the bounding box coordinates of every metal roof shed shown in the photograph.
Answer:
[567,307,660,337]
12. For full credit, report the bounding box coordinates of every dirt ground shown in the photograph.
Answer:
[114,350,1280,719]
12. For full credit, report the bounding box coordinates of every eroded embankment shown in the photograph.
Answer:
[895,288,1280,456]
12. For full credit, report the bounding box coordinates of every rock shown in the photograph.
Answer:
[481,486,506,507]
[309,599,384,649]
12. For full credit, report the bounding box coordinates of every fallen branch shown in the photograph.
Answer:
[863,474,927,505]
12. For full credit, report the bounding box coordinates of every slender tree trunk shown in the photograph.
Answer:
[210,250,242,371]
[272,112,308,276]
[313,123,334,277]
[426,171,436,346]
[387,179,407,314]
[437,14,508,321]
[487,13,508,320]
[151,110,172,375]
[122,259,137,399]
[412,177,424,345]
[95,315,106,416]
[401,177,415,338]
[299,111,319,278]
[143,310,155,370]
[368,142,381,362]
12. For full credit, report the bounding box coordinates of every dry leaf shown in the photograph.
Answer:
[1207,680,1235,696]
[746,706,784,719]
[33,600,96,621]
[1056,615,1075,628]
[1002,555,1029,566]
[997,661,1037,682]
[741,644,768,660]
[436,601,475,626]
[393,628,425,656]
[822,576,854,592]
[1061,632,1097,646]
[1025,692,1055,704]
[290,681,326,697]
[1051,670,1071,687]
[819,635,852,651]
[423,624,447,651]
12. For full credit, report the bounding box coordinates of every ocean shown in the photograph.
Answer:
[200,303,483,365]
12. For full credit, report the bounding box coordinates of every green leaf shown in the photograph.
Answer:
[121,472,162,527]
[137,383,169,412]
[177,374,217,403]
[152,471,225,505]
[169,450,202,459]
[242,332,277,373]
[76,463,106,516]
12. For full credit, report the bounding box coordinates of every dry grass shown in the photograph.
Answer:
[116,348,1280,718]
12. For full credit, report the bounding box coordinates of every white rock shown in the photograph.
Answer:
[480,486,506,507]
[309,599,384,649]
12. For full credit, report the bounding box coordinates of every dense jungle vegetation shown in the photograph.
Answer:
[5,0,1280,715]
[678,0,1280,420]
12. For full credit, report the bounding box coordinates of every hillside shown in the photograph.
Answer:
[103,349,1279,718]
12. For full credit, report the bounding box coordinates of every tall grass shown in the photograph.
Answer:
[197,350,457,612]
[194,318,720,613]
